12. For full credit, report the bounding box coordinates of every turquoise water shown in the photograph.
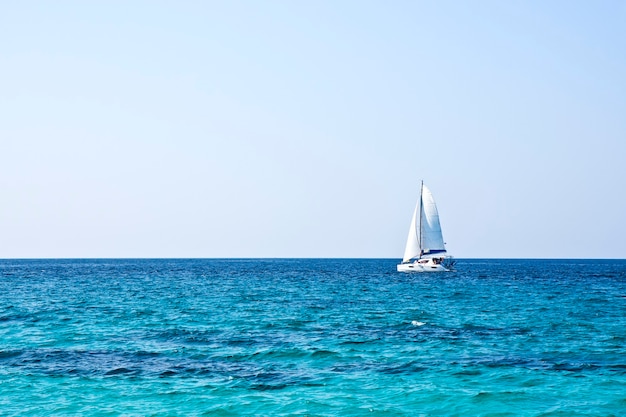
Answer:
[1,259,625,416]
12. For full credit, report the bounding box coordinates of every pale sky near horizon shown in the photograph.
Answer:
[2,1,625,259]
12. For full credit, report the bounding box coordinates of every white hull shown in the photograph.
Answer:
[397,258,449,272]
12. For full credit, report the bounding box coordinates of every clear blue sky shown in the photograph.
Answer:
[1,1,625,258]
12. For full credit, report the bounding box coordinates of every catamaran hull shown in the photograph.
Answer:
[397,263,449,272]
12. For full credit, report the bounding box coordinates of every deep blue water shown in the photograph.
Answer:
[1,258,625,416]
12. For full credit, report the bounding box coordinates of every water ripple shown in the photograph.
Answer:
[1,258,625,415]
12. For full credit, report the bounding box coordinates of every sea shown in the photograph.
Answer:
[1,258,625,416]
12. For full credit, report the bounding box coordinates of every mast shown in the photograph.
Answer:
[418,180,423,257]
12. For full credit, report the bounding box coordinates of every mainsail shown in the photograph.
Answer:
[420,184,446,255]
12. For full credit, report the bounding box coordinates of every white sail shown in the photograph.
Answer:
[402,202,420,262]
[401,183,446,262]
[419,185,446,256]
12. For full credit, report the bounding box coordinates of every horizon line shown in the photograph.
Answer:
[1,257,625,261]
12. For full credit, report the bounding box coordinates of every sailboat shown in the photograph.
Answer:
[397,181,454,272]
